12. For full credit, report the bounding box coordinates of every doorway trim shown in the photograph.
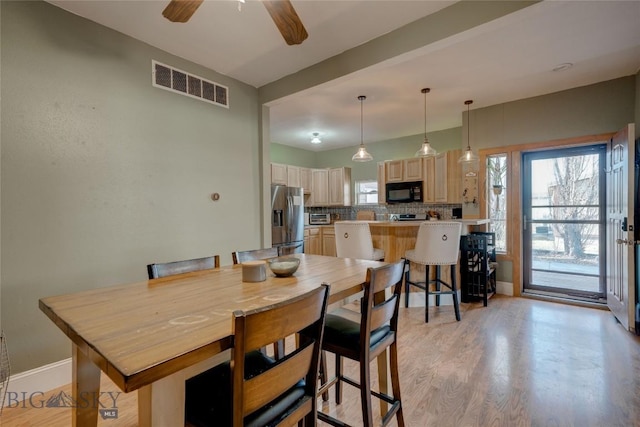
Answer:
[478,132,615,298]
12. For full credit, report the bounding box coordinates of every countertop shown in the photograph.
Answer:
[306,218,490,228]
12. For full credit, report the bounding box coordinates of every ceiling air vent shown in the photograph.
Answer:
[152,60,228,108]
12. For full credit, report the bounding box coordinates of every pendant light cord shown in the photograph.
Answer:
[465,100,473,151]
[359,95,366,146]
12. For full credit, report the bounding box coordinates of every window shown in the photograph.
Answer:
[355,180,378,205]
[487,154,507,252]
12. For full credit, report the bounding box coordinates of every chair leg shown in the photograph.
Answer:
[451,265,461,321]
[319,351,329,401]
[389,342,405,427]
[425,265,430,323]
[404,260,410,308]
[335,354,343,404]
[359,354,373,427]
[435,265,441,307]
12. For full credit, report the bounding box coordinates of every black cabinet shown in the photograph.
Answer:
[460,232,497,306]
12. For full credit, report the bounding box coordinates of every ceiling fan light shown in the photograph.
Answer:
[352,144,373,162]
[310,132,321,144]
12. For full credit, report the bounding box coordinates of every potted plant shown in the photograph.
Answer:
[488,158,507,195]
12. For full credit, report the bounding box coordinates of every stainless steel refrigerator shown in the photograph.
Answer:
[271,185,304,255]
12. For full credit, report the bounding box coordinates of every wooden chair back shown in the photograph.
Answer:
[232,247,278,265]
[360,261,405,360]
[232,284,329,426]
[147,255,220,279]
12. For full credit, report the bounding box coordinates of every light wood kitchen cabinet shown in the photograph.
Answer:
[404,158,423,181]
[385,160,403,182]
[287,165,300,188]
[434,149,462,203]
[311,169,329,206]
[385,158,422,183]
[434,152,448,202]
[300,167,312,195]
[322,227,336,257]
[447,149,462,203]
[423,156,435,203]
[377,162,386,204]
[271,163,288,185]
[329,167,352,206]
[304,227,322,255]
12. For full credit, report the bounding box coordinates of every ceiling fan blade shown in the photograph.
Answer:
[162,0,204,23]
[262,0,308,45]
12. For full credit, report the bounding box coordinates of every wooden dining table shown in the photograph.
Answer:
[39,253,387,426]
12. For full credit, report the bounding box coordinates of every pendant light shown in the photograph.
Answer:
[352,95,373,162]
[458,99,479,164]
[415,88,437,158]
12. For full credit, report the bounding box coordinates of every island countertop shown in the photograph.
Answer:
[311,219,489,262]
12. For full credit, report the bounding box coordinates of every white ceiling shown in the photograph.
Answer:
[48,0,640,152]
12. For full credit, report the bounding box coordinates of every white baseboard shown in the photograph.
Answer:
[6,358,71,403]
[496,281,514,296]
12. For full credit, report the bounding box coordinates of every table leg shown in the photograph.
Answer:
[138,350,231,427]
[72,344,101,427]
[138,374,186,427]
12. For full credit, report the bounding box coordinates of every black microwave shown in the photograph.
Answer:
[385,181,423,204]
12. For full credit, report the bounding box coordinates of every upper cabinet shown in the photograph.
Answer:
[328,167,352,206]
[385,158,423,183]
[434,149,462,203]
[271,163,288,186]
[272,163,351,207]
[377,150,462,204]
[311,169,329,206]
[423,156,435,203]
[300,167,312,195]
[377,162,386,204]
[287,165,300,188]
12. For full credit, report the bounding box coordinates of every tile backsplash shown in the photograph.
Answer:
[307,203,463,221]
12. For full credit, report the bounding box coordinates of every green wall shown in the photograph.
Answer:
[1,1,262,373]
[272,127,462,183]
[270,143,319,168]
[468,76,635,150]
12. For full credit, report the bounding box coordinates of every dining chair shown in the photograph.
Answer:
[232,247,278,265]
[312,260,405,427]
[404,221,462,323]
[334,221,384,261]
[146,255,220,279]
[185,284,330,427]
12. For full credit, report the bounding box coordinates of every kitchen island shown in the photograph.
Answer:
[367,219,490,262]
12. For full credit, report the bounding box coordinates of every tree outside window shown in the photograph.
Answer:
[487,155,507,252]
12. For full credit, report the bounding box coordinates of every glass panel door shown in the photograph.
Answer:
[522,145,606,301]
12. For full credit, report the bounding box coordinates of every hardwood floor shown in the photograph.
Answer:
[4,295,640,426]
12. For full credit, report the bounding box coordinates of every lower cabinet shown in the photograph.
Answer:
[322,227,336,257]
[304,227,322,255]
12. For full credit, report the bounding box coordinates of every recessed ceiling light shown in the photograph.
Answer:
[553,62,573,72]
[310,132,322,144]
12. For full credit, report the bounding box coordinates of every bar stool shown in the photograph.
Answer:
[334,221,384,261]
[404,221,462,323]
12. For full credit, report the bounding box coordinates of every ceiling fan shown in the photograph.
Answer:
[162,0,308,46]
